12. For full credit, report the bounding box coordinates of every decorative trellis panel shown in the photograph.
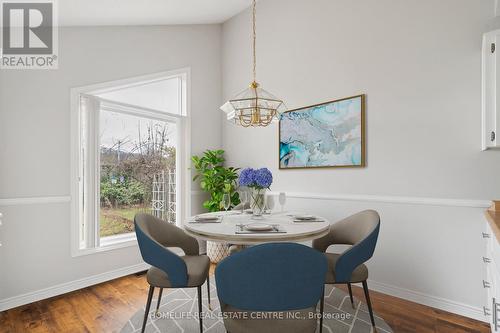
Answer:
[151,169,176,224]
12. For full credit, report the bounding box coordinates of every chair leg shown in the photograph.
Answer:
[156,288,163,313]
[347,283,355,308]
[319,287,324,333]
[141,286,155,333]
[206,276,212,310]
[198,285,203,333]
[362,281,375,327]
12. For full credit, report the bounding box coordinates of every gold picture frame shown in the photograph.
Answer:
[279,94,366,169]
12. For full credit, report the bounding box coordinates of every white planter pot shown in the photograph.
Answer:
[206,241,230,263]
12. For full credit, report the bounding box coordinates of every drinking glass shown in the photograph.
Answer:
[238,190,248,213]
[266,194,275,213]
[279,192,286,212]
[222,193,231,212]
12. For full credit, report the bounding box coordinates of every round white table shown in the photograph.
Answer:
[184,211,330,245]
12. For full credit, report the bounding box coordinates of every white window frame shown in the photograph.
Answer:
[70,68,191,257]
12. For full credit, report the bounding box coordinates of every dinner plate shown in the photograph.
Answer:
[294,214,316,220]
[244,223,274,231]
[195,215,219,221]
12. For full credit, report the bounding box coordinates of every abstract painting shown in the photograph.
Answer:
[279,95,365,169]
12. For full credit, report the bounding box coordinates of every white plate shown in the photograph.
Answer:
[244,223,274,231]
[195,215,219,221]
[196,212,219,217]
[294,214,316,220]
[218,210,241,216]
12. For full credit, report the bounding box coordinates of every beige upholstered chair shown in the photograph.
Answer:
[313,210,380,330]
[134,213,211,333]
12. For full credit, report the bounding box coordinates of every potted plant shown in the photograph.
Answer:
[191,149,240,263]
[191,150,240,212]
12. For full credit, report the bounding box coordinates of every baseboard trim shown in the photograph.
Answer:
[0,262,487,323]
[367,279,487,323]
[0,262,149,312]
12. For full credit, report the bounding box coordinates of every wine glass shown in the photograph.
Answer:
[279,192,286,212]
[222,193,231,212]
[238,190,248,214]
[266,194,275,213]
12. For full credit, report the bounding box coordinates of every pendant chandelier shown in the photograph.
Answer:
[220,0,286,127]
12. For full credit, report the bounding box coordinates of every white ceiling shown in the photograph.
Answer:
[58,0,252,26]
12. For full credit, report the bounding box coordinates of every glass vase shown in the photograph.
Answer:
[250,188,267,218]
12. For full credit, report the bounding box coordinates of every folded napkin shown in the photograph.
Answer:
[188,215,222,223]
[292,218,325,222]
[290,215,325,222]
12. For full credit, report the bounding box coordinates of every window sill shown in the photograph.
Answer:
[100,233,136,246]
[72,233,138,257]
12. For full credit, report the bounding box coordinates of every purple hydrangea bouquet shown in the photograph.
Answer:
[239,167,273,217]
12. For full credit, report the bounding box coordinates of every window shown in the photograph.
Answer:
[71,70,190,256]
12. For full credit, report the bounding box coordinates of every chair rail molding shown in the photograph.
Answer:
[0,191,205,207]
[0,193,490,208]
[0,196,71,206]
[269,191,491,209]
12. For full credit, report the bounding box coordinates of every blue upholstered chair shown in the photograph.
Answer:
[134,213,211,333]
[215,242,328,333]
[312,210,380,329]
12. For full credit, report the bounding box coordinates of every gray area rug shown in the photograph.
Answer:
[121,278,393,333]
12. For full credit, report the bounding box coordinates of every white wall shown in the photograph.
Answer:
[0,0,497,320]
[222,0,496,320]
[96,78,181,114]
[0,25,221,308]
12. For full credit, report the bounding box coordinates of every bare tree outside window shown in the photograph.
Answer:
[99,110,176,237]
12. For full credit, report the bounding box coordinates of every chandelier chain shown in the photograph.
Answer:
[219,0,285,127]
[252,0,257,83]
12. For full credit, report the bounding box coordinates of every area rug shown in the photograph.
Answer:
[121,278,393,333]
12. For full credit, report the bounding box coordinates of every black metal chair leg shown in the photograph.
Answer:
[156,288,163,313]
[198,286,203,333]
[206,276,212,310]
[319,287,324,333]
[362,281,376,327]
[141,286,155,333]
[347,283,355,308]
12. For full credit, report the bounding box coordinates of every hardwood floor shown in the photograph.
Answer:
[339,284,490,333]
[0,269,491,333]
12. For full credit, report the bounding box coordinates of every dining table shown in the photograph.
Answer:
[183,210,331,245]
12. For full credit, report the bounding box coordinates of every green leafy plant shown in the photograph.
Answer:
[191,150,240,212]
